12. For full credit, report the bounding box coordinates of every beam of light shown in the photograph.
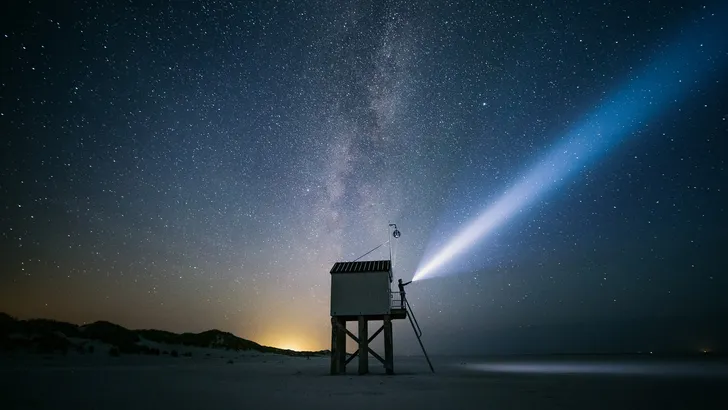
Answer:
[413,6,728,282]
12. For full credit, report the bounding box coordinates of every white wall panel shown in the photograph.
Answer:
[331,271,390,316]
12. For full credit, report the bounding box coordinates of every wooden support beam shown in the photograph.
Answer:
[345,349,359,365]
[384,314,394,374]
[367,346,385,365]
[330,317,337,375]
[336,317,346,374]
[358,316,368,375]
[368,325,384,344]
[345,327,359,344]
[332,316,394,375]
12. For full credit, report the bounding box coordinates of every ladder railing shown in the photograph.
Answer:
[403,296,434,373]
[404,296,422,338]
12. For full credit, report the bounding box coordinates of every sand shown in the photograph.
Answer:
[1,351,727,409]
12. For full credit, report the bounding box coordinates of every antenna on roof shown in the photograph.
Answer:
[352,240,389,262]
[352,223,401,263]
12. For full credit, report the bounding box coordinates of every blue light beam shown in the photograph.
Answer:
[414,7,728,281]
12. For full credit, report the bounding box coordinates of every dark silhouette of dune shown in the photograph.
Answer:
[0,312,329,357]
[81,321,139,345]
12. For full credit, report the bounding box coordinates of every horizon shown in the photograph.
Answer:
[2,309,726,356]
[2,0,727,358]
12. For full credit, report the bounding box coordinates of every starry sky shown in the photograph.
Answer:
[1,0,726,354]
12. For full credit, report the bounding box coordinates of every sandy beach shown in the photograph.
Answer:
[2,352,726,410]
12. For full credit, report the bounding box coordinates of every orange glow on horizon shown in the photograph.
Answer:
[276,342,303,351]
[255,330,324,352]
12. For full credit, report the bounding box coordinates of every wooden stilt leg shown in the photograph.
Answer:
[330,317,337,375]
[358,316,368,375]
[336,317,347,374]
[384,314,393,375]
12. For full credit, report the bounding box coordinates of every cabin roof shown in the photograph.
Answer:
[329,260,391,274]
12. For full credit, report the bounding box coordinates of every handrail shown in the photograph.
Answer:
[404,297,422,338]
[403,295,435,373]
[390,292,422,337]
[390,292,405,310]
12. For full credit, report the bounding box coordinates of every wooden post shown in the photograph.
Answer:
[336,317,347,374]
[384,314,394,374]
[358,316,368,375]
[330,317,337,375]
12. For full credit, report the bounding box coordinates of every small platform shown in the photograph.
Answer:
[390,308,407,320]
[335,309,407,322]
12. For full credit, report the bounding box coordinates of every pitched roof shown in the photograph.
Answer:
[329,260,391,274]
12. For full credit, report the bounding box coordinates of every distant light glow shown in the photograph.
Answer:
[278,343,301,351]
[464,361,728,378]
[270,339,308,352]
[259,330,317,352]
[414,7,728,281]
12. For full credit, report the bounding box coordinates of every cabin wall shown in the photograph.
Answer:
[330,271,390,316]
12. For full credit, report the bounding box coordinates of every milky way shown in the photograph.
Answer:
[1,0,726,354]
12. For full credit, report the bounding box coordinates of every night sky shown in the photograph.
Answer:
[1,0,726,355]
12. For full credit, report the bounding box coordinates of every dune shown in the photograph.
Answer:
[0,313,328,358]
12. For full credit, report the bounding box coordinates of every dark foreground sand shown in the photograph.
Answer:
[1,353,727,409]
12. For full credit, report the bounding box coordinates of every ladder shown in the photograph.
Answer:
[404,296,435,373]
